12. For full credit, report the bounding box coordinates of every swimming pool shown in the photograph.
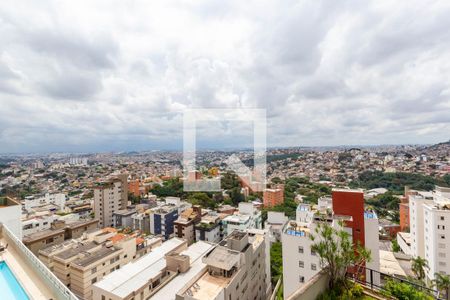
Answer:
[0,261,30,300]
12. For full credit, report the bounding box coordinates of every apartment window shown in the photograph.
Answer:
[299,276,305,283]
[298,246,304,254]
[91,267,97,274]
[441,216,445,221]
[311,250,316,256]
[91,277,97,284]
[439,253,446,258]
[441,235,446,240]
[439,262,447,267]
[311,263,317,271]
[299,261,304,268]
[110,258,115,264]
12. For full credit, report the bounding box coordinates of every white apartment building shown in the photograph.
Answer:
[22,214,58,235]
[94,175,128,228]
[409,186,450,282]
[264,211,288,243]
[23,193,66,211]
[282,201,380,299]
[222,202,262,236]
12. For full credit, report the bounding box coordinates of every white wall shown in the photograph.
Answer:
[0,204,22,238]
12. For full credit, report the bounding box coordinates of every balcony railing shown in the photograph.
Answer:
[0,223,79,300]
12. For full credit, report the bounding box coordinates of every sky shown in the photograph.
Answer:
[1,0,450,153]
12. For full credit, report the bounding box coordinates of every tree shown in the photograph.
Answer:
[411,257,429,282]
[433,273,450,300]
[391,238,401,253]
[310,220,372,290]
[383,279,433,300]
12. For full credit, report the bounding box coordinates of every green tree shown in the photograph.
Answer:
[411,257,429,282]
[310,220,372,290]
[391,238,401,253]
[433,273,450,300]
[187,192,217,209]
[383,279,433,300]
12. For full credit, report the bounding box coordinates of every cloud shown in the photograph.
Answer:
[1,0,450,153]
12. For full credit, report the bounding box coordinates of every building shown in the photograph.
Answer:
[195,213,222,243]
[265,211,288,243]
[94,175,128,228]
[222,202,262,236]
[0,222,78,299]
[174,205,202,244]
[175,230,269,300]
[128,179,141,197]
[39,228,162,300]
[263,186,284,207]
[93,230,270,300]
[22,214,58,235]
[23,218,99,255]
[23,193,66,212]
[282,189,380,299]
[148,204,179,240]
[408,186,450,282]
[113,209,136,229]
[0,196,23,238]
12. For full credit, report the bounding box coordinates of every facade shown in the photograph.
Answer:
[263,187,284,207]
[39,228,161,300]
[409,186,450,282]
[265,211,288,243]
[112,209,136,229]
[148,204,179,240]
[23,219,99,255]
[222,202,262,236]
[128,179,141,197]
[174,205,202,244]
[22,214,58,235]
[195,213,222,243]
[282,189,380,299]
[94,175,128,228]
[23,193,66,211]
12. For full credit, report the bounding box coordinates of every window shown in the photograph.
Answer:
[441,216,445,221]
[311,250,316,256]
[299,276,305,283]
[441,235,446,240]
[102,296,105,300]
[298,246,304,254]
[299,261,304,268]
[311,263,317,270]
[91,267,97,274]
[91,277,97,284]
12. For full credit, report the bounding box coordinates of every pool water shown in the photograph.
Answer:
[0,261,30,300]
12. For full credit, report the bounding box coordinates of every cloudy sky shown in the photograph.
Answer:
[1,0,450,153]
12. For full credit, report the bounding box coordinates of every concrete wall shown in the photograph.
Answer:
[286,270,329,300]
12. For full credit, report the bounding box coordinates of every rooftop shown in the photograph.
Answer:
[186,270,230,299]
[72,246,121,268]
[94,238,186,298]
[203,246,240,271]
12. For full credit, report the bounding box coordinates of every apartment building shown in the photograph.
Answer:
[282,189,380,299]
[263,185,284,207]
[23,218,99,255]
[265,211,288,243]
[22,214,58,235]
[39,228,162,300]
[174,205,202,244]
[94,174,128,228]
[23,193,66,211]
[195,213,223,243]
[222,202,262,236]
[408,186,450,282]
[113,209,136,228]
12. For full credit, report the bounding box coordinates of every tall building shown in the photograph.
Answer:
[408,186,450,282]
[94,175,128,228]
[282,189,380,299]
